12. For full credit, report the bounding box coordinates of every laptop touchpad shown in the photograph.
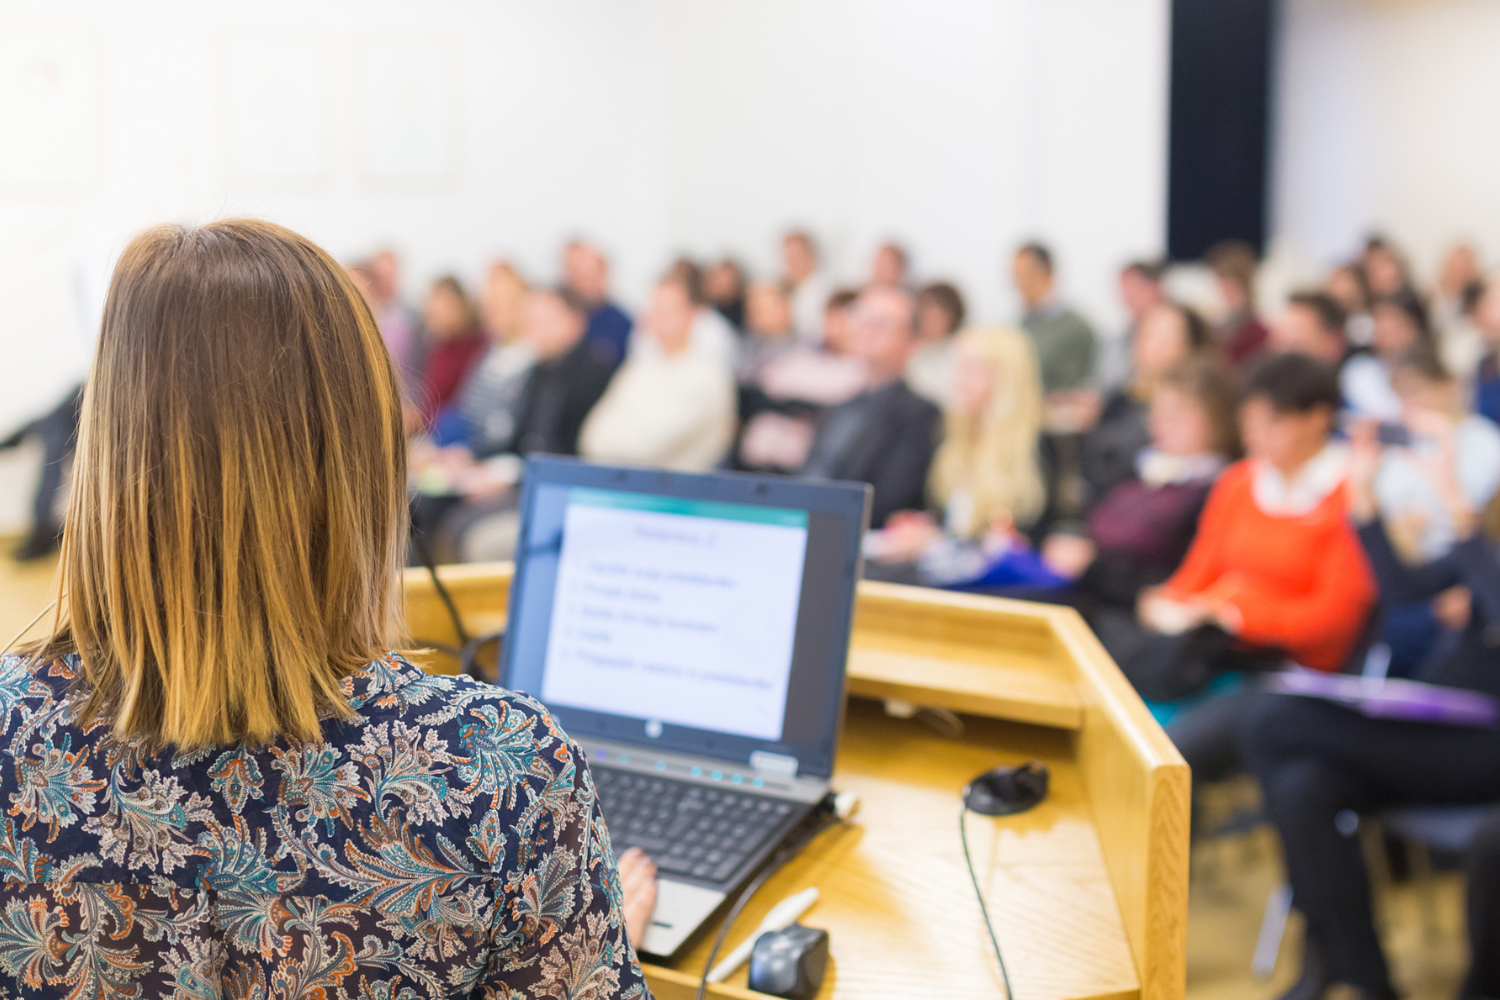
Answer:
[641,879,726,959]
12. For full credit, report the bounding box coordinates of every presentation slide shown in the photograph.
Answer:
[540,489,808,742]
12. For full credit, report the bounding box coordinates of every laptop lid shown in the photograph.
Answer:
[500,457,871,782]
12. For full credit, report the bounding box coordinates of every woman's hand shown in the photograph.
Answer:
[1041,533,1096,579]
[872,511,942,563]
[1138,588,1214,635]
[616,848,658,951]
[1345,418,1382,524]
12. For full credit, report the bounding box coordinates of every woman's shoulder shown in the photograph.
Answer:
[344,653,570,751]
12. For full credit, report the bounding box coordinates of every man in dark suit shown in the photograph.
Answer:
[800,284,940,527]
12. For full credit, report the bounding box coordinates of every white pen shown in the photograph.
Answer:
[706,887,821,984]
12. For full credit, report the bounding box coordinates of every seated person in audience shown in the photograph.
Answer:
[368,248,426,389]
[704,256,748,332]
[1363,234,1416,298]
[783,230,834,344]
[1341,287,1434,419]
[409,287,614,560]
[1101,258,1168,390]
[906,281,967,407]
[579,274,736,472]
[563,239,631,367]
[865,326,1047,580]
[1270,290,1350,368]
[425,271,537,453]
[1377,348,1500,565]
[871,241,910,288]
[1369,348,1500,674]
[1326,262,1375,347]
[736,279,798,385]
[820,288,860,353]
[736,290,869,471]
[1205,240,1269,365]
[1433,242,1486,380]
[799,285,940,527]
[1241,415,1500,1000]
[1107,354,1376,702]
[1079,301,1213,513]
[1014,241,1097,398]
[1471,278,1500,424]
[411,275,487,429]
[665,258,738,365]
[480,260,527,346]
[1044,357,1238,614]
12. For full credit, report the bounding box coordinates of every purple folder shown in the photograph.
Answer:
[1266,669,1500,727]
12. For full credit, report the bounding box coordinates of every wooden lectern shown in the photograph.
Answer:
[403,564,1189,1000]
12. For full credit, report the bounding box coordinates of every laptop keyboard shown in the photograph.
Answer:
[593,768,799,885]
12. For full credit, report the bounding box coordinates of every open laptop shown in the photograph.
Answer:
[500,456,871,960]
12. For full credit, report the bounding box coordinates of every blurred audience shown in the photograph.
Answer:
[870,242,910,289]
[1270,290,1349,368]
[369,250,425,380]
[1081,301,1214,514]
[580,275,735,471]
[1103,259,1168,389]
[783,231,833,343]
[866,326,1046,580]
[481,261,528,346]
[1243,407,1500,1000]
[1205,240,1269,366]
[563,240,632,368]
[1106,354,1376,701]
[1013,242,1097,399]
[1045,357,1239,613]
[704,257,748,332]
[1326,263,1375,348]
[906,282,966,407]
[413,276,487,429]
[1342,287,1433,419]
[799,285,939,527]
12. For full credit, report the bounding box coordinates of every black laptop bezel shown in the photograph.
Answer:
[499,456,870,782]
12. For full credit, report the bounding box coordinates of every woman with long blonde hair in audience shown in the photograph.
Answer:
[867,326,1046,581]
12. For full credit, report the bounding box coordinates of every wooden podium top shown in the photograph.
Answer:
[402,564,1189,1000]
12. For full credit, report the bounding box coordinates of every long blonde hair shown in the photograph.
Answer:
[928,326,1046,534]
[27,219,407,749]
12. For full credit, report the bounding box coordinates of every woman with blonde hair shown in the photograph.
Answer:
[868,326,1047,578]
[3,220,651,998]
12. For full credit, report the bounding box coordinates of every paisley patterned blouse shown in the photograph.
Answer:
[0,652,651,1000]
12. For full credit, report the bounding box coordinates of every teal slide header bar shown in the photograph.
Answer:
[570,487,808,529]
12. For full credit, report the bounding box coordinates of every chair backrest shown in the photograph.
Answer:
[1380,803,1500,854]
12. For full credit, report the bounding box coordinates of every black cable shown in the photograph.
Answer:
[410,527,470,648]
[694,799,840,1000]
[960,803,1017,1000]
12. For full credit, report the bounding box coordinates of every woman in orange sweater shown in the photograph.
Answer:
[1110,352,1377,702]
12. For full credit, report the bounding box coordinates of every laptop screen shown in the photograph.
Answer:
[502,458,870,780]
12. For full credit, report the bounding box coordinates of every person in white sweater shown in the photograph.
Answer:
[579,274,736,471]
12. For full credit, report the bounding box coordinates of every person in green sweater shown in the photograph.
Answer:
[1012,241,1097,396]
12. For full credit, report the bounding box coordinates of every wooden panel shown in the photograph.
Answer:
[1049,609,1190,1000]
[400,564,1188,1000]
[846,645,1081,729]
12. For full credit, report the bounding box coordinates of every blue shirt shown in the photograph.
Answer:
[586,302,633,368]
[0,652,650,999]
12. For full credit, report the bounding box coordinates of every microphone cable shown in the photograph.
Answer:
[959,801,1017,1000]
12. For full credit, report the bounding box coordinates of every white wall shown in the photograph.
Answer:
[0,0,1170,530]
[1271,0,1500,283]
